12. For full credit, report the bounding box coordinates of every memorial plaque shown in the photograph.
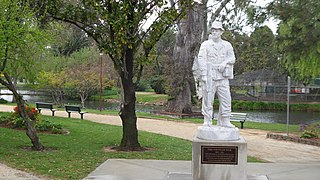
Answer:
[201,146,238,165]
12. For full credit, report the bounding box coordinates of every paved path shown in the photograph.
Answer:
[0,104,320,179]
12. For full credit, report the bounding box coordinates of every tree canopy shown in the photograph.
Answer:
[0,0,50,150]
[270,0,320,83]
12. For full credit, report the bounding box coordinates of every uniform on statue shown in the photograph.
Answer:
[193,21,235,128]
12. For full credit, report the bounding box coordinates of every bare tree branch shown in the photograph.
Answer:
[208,0,232,28]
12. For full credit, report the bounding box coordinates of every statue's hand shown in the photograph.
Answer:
[218,62,227,73]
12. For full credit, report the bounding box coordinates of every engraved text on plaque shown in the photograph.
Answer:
[201,146,238,165]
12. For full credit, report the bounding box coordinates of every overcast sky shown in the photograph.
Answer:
[206,0,279,34]
[143,0,279,34]
[255,0,279,34]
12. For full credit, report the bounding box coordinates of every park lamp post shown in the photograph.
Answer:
[99,53,103,112]
[286,76,291,136]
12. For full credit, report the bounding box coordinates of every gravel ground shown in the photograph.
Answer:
[0,163,41,180]
[1,104,319,179]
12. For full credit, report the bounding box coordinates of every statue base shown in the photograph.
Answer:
[196,125,240,141]
[192,136,247,180]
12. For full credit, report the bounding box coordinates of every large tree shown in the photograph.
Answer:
[269,0,320,83]
[46,0,188,150]
[166,2,204,113]
[0,0,49,150]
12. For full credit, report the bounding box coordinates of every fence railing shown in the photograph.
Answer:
[231,85,320,103]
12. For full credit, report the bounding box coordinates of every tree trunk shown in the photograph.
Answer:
[79,92,87,108]
[118,47,142,151]
[167,3,204,114]
[52,89,64,107]
[16,95,44,151]
[11,77,17,103]
[0,73,44,151]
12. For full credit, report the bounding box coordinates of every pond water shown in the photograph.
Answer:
[1,89,319,125]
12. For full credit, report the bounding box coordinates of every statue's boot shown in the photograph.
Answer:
[220,117,235,128]
[203,118,213,127]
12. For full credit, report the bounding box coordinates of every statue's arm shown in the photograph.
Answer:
[225,42,236,65]
[219,42,235,72]
[197,42,208,79]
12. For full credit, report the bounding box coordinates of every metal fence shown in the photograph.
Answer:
[231,85,320,103]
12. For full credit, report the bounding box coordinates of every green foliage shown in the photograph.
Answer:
[0,98,8,104]
[272,0,320,83]
[225,26,280,75]
[135,80,149,91]
[231,100,320,112]
[36,71,65,105]
[47,0,187,80]
[35,119,64,134]
[150,75,166,94]
[0,106,64,134]
[300,123,320,139]
[51,23,90,56]
[37,47,115,105]
[0,111,64,134]
[0,0,51,82]
[40,47,100,72]
[36,71,65,89]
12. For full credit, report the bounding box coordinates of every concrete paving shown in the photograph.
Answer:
[84,159,320,180]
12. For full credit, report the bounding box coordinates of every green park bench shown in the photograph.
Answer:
[65,105,86,119]
[35,102,56,116]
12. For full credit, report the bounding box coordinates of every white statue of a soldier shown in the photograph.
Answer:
[193,21,235,128]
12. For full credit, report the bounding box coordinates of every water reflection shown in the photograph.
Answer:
[0,89,50,102]
[246,111,319,125]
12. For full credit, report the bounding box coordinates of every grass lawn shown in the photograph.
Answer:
[0,114,264,179]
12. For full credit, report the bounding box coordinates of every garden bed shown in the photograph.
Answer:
[267,133,320,147]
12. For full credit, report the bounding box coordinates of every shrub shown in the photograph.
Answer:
[299,123,320,139]
[0,106,64,134]
[0,98,8,104]
[150,75,166,94]
[13,105,40,122]
[0,113,11,125]
[135,80,150,91]
[36,119,64,134]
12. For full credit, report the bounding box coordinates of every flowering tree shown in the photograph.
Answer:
[37,71,66,106]
[64,64,102,108]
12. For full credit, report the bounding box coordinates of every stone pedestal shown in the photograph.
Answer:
[192,136,247,180]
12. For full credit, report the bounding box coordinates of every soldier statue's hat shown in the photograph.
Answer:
[211,21,224,31]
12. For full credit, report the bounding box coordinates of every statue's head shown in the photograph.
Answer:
[210,21,224,41]
[211,21,224,31]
